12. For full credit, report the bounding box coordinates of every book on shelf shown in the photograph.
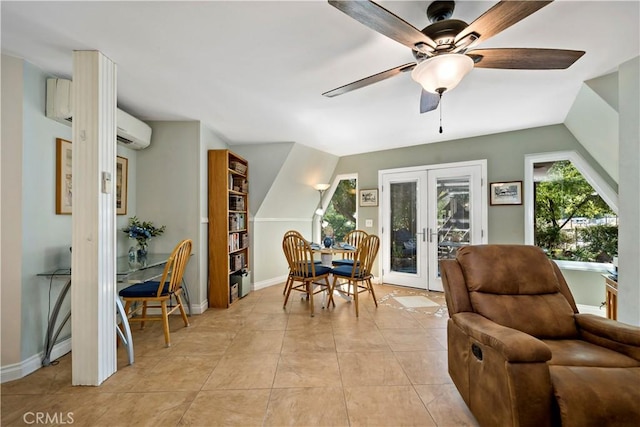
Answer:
[228,232,248,251]
[228,213,246,231]
[232,177,248,192]
[229,195,245,210]
[229,253,246,272]
[229,161,247,175]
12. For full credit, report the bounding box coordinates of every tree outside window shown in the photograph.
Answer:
[534,160,618,262]
[322,179,357,241]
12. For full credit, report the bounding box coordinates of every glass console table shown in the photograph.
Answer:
[37,254,191,367]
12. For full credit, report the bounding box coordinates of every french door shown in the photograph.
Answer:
[380,162,486,291]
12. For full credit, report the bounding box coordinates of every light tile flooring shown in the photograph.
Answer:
[1,283,478,426]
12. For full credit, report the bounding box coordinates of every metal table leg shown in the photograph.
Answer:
[115,297,134,365]
[42,278,72,367]
[181,278,192,316]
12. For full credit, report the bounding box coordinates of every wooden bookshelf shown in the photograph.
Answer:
[208,149,249,308]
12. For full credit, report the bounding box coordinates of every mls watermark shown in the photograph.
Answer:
[23,412,74,424]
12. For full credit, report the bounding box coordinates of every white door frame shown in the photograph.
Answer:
[378,160,488,289]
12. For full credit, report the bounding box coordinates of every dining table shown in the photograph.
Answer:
[311,244,357,302]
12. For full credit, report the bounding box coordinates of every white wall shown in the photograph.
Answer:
[617,56,640,325]
[235,143,339,286]
[1,55,24,373]
[140,121,203,310]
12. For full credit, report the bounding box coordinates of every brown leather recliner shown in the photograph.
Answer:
[440,245,640,427]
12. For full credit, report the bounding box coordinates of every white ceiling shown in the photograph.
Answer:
[2,1,638,156]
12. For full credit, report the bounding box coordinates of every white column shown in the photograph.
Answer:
[617,56,640,326]
[71,51,117,385]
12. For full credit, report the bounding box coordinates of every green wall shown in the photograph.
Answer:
[334,124,613,245]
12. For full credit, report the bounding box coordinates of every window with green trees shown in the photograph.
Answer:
[534,160,618,263]
[321,178,357,242]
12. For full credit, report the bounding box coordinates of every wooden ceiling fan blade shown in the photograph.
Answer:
[468,48,585,69]
[329,1,436,52]
[322,63,415,97]
[420,90,440,113]
[455,1,553,46]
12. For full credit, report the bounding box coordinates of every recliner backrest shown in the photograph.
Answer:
[456,245,578,339]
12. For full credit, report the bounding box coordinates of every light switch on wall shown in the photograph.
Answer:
[101,171,112,194]
[365,219,373,227]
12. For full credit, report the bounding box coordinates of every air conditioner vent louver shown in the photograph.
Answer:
[117,135,134,145]
[45,78,152,150]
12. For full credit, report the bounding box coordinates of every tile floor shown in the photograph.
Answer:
[1,283,479,426]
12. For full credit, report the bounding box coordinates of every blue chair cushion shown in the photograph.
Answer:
[331,265,364,278]
[119,281,169,298]
[310,265,332,277]
[332,259,355,267]
[295,264,331,278]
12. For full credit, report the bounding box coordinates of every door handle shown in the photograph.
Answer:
[427,228,438,243]
[416,228,426,242]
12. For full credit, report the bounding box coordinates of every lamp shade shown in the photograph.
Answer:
[411,54,474,94]
[314,183,330,191]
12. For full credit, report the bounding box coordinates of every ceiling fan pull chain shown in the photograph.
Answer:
[438,89,444,134]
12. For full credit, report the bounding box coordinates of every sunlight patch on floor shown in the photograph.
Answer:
[393,296,440,308]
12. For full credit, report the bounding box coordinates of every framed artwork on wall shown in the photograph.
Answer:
[490,181,523,205]
[55,138,73,214]
[359,189,378,207]
[116,156,128,215]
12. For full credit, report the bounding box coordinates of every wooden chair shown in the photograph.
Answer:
[282,230,320,295]
[119,239,192,347]
[332,229,368,267]
[282,232,333,316]
[329,234,380,317]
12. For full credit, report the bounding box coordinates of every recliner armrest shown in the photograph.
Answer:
[452,312,552,363]
[575,313,640,347]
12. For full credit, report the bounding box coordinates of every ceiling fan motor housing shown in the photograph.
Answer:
[427,1,455,22]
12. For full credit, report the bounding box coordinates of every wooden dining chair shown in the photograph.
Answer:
[119,239,192,347]
[329,234,380,317]
[282,232,333,316]
[332,229,368,267]
[282,230,321,295]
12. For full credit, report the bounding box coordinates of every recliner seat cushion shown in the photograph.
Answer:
[543,339,640,367]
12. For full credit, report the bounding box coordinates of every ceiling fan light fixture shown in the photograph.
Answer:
[411,54,474,94]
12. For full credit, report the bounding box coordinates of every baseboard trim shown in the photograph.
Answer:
[1,337,71,384]
[253,275,287,291]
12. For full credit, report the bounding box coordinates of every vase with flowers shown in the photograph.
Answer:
[123,216,166,264]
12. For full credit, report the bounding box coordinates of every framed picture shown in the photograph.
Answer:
[116,156,128,215]
[490,181,523,206]
[55,138,73,214]
[359,189,378,207]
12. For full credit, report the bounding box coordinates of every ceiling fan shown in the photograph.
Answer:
[323,0,585,116]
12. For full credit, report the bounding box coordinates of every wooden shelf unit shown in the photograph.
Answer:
[208,149,249,308]
[603,275,618,320]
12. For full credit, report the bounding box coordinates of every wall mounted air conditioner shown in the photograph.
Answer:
[46,78,152,150]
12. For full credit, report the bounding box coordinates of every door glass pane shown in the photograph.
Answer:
[437,177,470,265]
[390,182,417,273]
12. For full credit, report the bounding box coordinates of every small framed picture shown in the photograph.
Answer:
[55,138,73,214]
[359,189,378,207]
[490,181,523,206]
[116,156,128,215]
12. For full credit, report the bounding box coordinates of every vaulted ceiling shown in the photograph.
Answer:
[2,1,638,156]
